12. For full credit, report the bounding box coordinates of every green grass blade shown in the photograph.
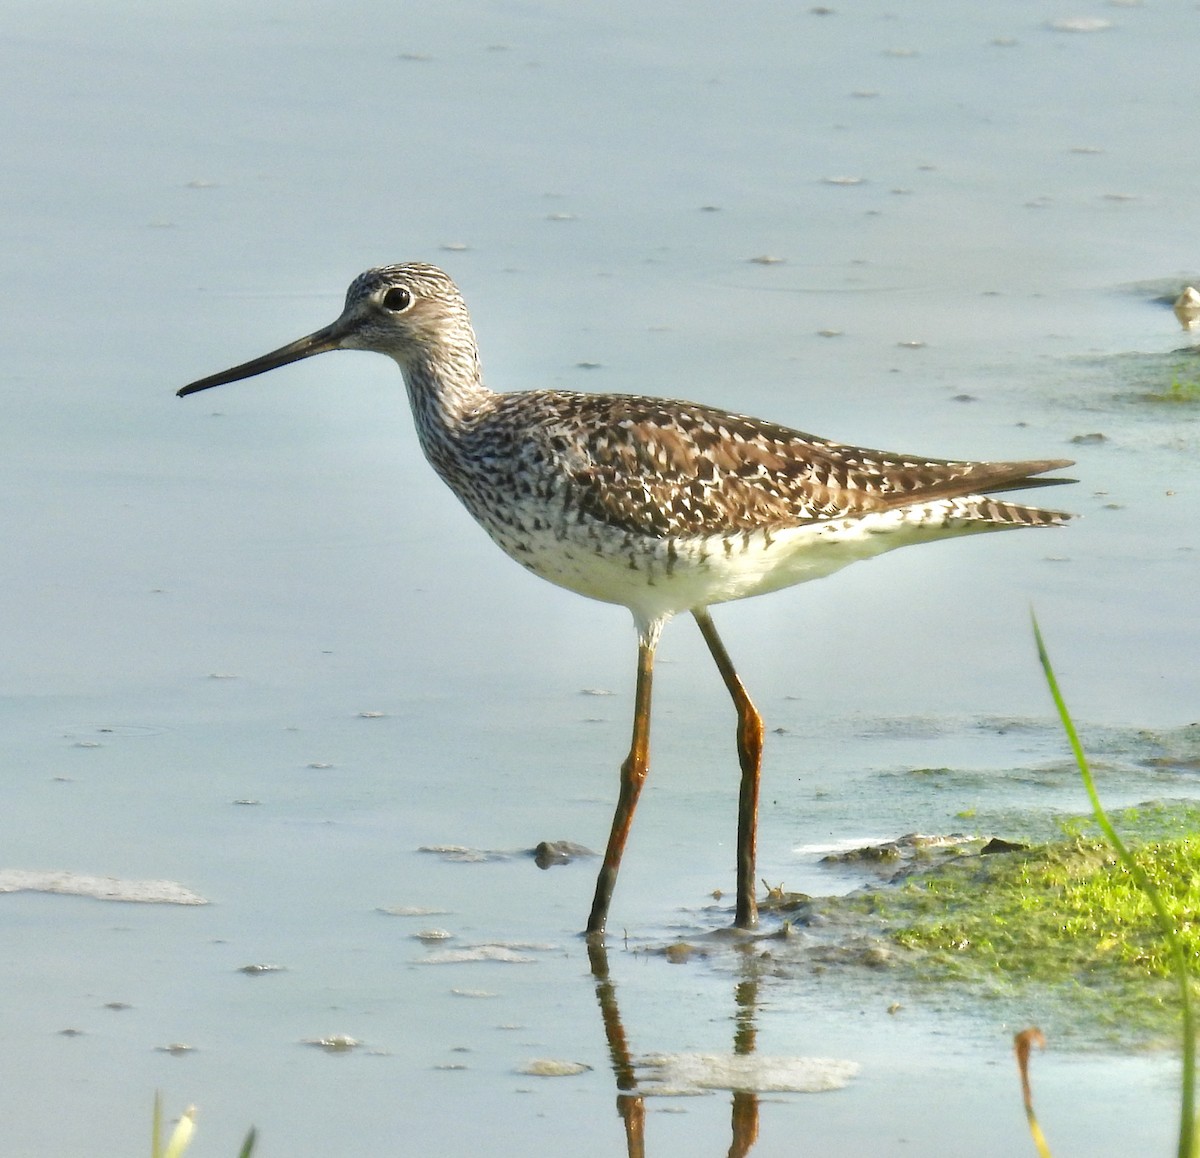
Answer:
[1033,615,1196,1158]
[152,1092,163,1158]
[162,1105,195,1158]
[237,1127,258,1158]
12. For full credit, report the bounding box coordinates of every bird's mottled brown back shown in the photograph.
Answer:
[463,390,1073,540]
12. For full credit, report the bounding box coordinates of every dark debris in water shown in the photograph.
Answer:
[417,840,596,867]
[661,941,709,964]
[533,839,596,868]
[980,837,1028,854]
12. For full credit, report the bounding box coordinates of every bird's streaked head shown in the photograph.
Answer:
[176,263,470,398]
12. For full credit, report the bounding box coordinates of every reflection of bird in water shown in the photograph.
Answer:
[587,939,862,1156]
[179,263,1074,934]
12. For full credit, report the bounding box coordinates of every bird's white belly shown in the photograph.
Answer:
[476,498,992,629]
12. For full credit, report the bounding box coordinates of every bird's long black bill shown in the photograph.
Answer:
[177,323,345,398]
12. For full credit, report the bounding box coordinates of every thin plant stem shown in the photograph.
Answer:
[1014,1028,1053,1157]
[1033,615,1196,1158]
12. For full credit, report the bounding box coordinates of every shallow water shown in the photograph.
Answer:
[3,2,1200,1154]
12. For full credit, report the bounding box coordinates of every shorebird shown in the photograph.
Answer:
[178,263,1073,935]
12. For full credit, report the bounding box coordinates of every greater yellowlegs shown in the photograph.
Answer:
[178,263,1074,935]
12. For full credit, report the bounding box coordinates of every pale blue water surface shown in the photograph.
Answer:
[3,2,1200,1154]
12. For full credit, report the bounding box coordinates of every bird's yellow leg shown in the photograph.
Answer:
[694,609,762,930]
[587,640,655,936]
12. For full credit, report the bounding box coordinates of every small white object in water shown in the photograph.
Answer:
[638,1052,859,1094]
[1174,286,1200,331]
[1047,17,1112,32]
[304,1034,361,1052]
[419,945,537,965]
[517,1059,592,1077]
[0,870,208,905]
[417,844,493,862]
[377,904,452,917]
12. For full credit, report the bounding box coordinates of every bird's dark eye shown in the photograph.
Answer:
[382,287,412,312]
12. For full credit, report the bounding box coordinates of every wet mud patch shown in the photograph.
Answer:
[1043,347,1200,456]
[655,800,1200,1049]
[1094,350,1200,409]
